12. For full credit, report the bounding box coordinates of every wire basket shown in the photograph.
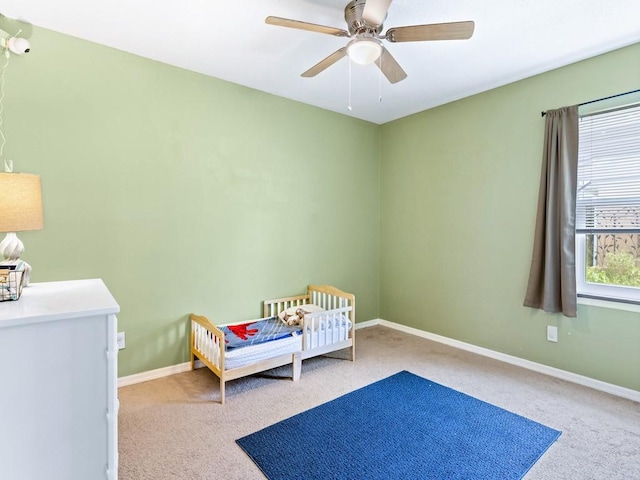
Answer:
[0,263,24,301]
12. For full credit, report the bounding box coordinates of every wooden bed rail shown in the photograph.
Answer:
[263,293,310,318]
[263,286,355,318]
[309,286,355,357]
[302,306,353,355]
[190,313,224,375]
[308,285,355,320]
[308,284,354,301]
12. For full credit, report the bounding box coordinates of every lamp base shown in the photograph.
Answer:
[0,232,24,260]
[0,233,32,287]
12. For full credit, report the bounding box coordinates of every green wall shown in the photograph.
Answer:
[380,43,640,391]
[5,25,639,391]
[6,28,380,377]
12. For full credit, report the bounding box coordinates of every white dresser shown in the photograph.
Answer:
[0,279,120,480]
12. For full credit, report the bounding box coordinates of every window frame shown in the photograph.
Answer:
[575,100,640,305]
[575,232,640,304]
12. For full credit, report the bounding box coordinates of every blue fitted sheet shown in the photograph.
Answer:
[220,317,301,351]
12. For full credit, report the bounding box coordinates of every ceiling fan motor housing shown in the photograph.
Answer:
[345,0,385,35]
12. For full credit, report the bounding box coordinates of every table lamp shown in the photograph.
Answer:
[0,172,43,286]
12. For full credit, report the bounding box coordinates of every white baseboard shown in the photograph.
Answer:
[372,319,640,403]
[118,362,192,388]
[354,319,380,329]
[118,319,640,403]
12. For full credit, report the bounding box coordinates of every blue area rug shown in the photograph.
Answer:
[236,371,561,480]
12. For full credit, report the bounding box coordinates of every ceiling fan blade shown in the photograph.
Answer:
[362,0,393,27]
[386,21,475,42]
[301,47,348,78]
[0,14,33,39]
[266,16,349,37]
[376,47,407,84]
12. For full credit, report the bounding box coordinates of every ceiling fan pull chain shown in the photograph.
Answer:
[378,55,383,103]
[348,58,353,111]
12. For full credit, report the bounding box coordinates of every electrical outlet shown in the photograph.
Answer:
[117,332,126,350]
[546,325,558,343]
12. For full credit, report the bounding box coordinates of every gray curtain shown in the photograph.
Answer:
[524,106,579,317]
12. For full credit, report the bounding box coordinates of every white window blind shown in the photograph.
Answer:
[576,104,640,234]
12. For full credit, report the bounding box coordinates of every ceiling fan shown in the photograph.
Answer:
[265,0,475,84]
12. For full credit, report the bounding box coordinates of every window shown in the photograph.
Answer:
[576,103,640,303]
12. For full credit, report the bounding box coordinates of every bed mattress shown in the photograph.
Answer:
[225,333,302,370]
[222,314,351,370]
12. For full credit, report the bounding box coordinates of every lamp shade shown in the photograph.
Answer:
[0,173,44,232]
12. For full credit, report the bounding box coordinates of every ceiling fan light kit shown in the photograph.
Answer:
[265,0,474,84]
[346,37,382,65]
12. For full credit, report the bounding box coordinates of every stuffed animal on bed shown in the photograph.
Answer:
[278,304,325,326]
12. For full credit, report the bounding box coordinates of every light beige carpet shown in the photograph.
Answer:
[118,326,640,480]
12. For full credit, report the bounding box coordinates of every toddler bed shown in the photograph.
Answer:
[190,285,355,404]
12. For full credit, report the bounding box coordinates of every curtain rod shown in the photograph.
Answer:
[540,88,640,117]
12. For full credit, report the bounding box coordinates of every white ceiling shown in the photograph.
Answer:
[2,0,640,124]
